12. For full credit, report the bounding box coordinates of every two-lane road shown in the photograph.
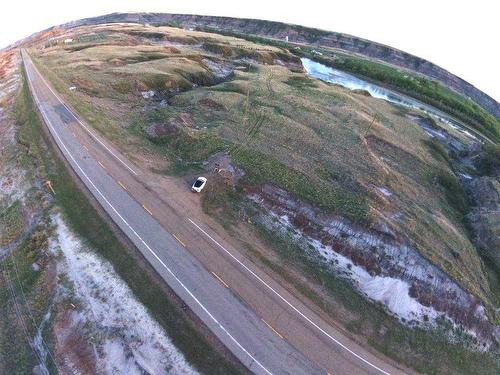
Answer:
[23,49,410,375]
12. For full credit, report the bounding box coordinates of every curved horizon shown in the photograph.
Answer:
[1,1,498,104]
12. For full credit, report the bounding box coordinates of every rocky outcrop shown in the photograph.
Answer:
[466,177,500,270]
[468,177,500,209]
[410,112,499,294]
[250,184,499,348]
[406,113,500,345]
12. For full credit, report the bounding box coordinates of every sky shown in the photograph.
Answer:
[1,0,498,102]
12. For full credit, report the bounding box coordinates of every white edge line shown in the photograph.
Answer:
[23,54,273,375]
[26,53,138,176]
[188,218,392,375]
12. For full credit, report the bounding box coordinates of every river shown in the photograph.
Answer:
[301,57,484,142]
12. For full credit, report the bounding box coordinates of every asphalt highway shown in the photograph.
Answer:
[22,50,410,375]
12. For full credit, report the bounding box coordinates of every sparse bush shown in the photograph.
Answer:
[477,144,500,176]
[202,42,233,57]
[435,169,469,216]
[284,76,317,89]
[423,138,450,164]
[112,80,133,94]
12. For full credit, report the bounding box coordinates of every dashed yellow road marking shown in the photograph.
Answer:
[261,319,284,339]
[117,180,127,191]
[212,272,230,289]
[172,234,186,247]
[142,204,153,216]
[97,161,106,170]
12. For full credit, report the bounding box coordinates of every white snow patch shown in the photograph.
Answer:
[271,213,439,323]
[141,90,156,99]
[32,309,52,375]
[51,214,198,375]
[357,276,433,320]
[376,186,392,197]
[424,130,435,138]
[422,127,447,140]
[202,58,233,79]
[459,173,473,180]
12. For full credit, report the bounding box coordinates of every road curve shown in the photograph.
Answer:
[22,49,410,375]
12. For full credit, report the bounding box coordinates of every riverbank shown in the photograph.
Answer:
[301,57,495,145]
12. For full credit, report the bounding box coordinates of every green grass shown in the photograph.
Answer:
[435,169,470,216]
[231,147,369,222]
[138,109,369,223]
[0,151,54,375]
[16,66,247,375]
[0,231,55,375]
[151,131,227,162]
[422,137,451,165]
[283,75,318,89]
[0,201,25,248]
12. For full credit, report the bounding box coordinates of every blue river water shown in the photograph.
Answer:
[301,57,480,141]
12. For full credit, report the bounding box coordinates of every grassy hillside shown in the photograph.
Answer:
[28,22,498,374]
[198,27,500,143]
[31,23,491,303]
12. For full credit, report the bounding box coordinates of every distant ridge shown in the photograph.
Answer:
[15,12,500,117]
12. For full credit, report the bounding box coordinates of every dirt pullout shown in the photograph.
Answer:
[249,184,499,349]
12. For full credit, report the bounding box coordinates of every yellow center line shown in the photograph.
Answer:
[117,180,127,191]
[83,145,89,151]
[97,161,106,170]
[142,204,153,216]
[261,319,284,339]
[172,234,186,247]
[211,272,230,289]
